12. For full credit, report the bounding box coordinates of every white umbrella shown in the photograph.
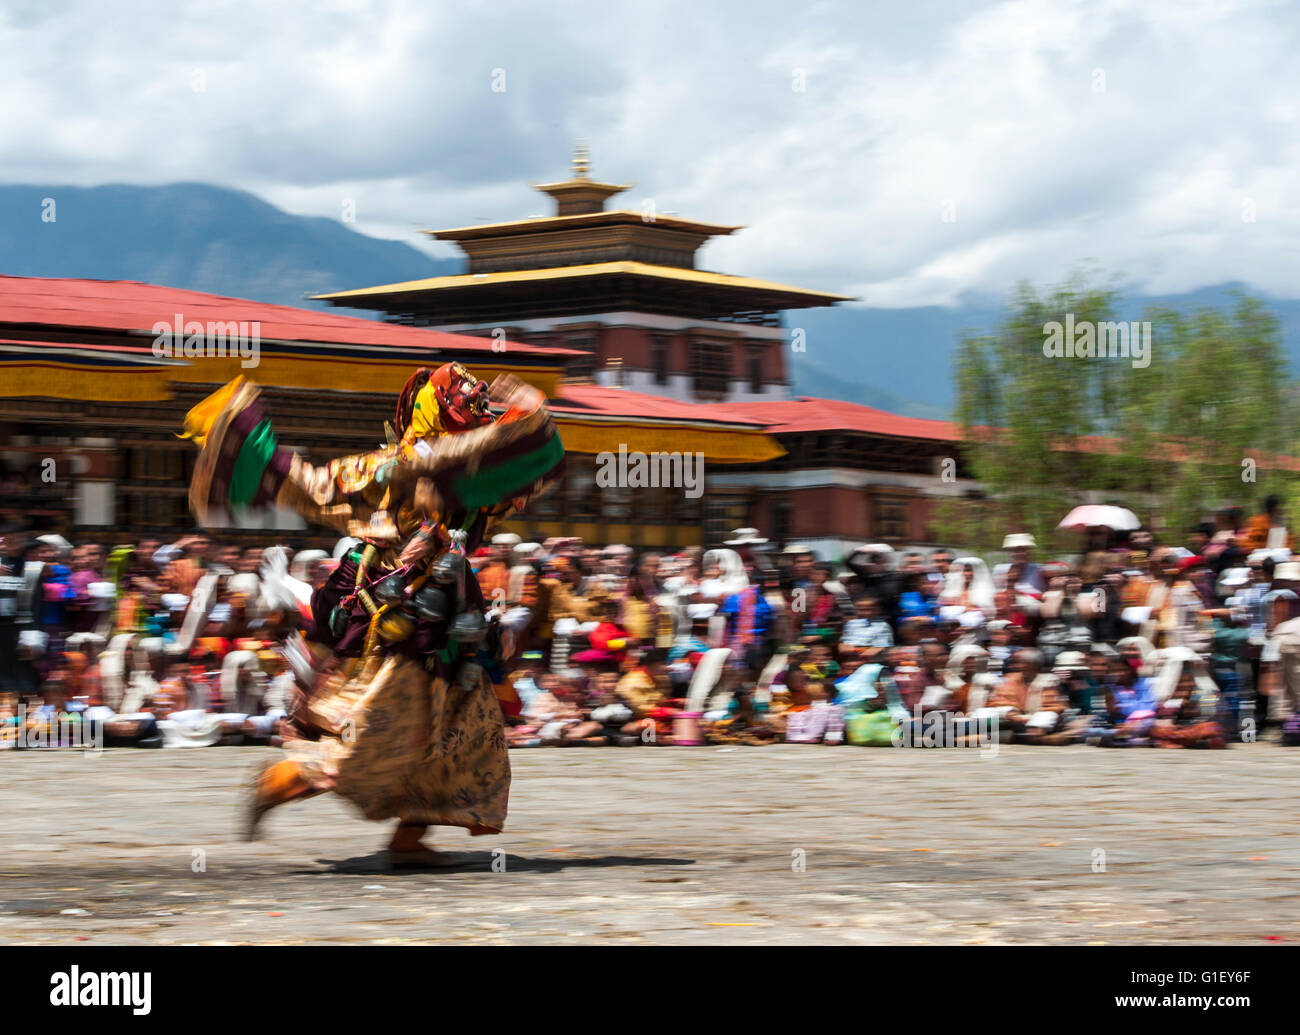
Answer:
[1057,504,1140,531]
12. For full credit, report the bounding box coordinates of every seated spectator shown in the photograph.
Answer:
[1149,652,1226,748]
[989,648,1067,741]
[841,595,893,661]
[783,681,845,744]
[940,557,995,618]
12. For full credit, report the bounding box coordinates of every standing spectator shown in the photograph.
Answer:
[1244,495,1292,552]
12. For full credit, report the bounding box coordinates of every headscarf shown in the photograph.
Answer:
[260,547,312,618]
[699,548,749,599]
[941,557,995,611]
[946,642,989,674]
[1116,634,1157,676]
[110,636,160,714]
[99,633,134,709]
[221,650,266,715]
[1151,646,1219,708]
[290,550,328,582]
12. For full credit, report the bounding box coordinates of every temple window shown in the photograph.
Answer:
[690,338,731,398]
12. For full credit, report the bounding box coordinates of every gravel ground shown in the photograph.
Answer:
[2,742,1298,944]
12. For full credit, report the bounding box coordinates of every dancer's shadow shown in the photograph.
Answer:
[321,851,697,875]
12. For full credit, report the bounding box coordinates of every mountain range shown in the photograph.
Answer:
[0,182,460,309]
[3,182,1298,419]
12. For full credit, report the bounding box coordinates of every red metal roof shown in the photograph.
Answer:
[551,385,959,438]
[704,397,958,441]
[551,386,961,441]
[551,384,770,426]
[0,275,580,358]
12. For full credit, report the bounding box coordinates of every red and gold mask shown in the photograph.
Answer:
[396,363,492,444]
[430,362,491,433]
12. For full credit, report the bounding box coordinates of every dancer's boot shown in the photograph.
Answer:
[386,821,465,868]
[244,759,323,841]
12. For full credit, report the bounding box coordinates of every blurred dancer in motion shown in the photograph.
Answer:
[179,363,564,866]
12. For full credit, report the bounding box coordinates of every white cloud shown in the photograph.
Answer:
[0,0,1297,305]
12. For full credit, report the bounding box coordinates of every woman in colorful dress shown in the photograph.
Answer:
[179,363,564,866]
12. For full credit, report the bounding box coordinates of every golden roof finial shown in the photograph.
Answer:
[572,141,590,179]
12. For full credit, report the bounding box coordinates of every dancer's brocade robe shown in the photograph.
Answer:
[181,376,565,833]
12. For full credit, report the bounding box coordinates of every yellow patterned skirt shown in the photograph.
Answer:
[284,653,511,834]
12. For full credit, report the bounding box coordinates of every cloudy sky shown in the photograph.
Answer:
[2,0,1297,307]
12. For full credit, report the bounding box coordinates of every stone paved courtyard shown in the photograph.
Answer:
[2,743,1298,944]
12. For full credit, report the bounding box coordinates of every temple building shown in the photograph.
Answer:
[314,144,849,404]
[0,150,987,557]
[0,273,800,549]
[312,147,975,553]
[0,276,579,535]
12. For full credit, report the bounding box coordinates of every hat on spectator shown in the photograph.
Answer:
[783,542,815,556]
[36,534,73,556]
[1002,533,1036,549]
[1274,562,1300,582]
[1053,650,1089,670]
[513,542,543,561]
[492,533,521,549]
[552,617,582,638]
[855,543,892,555]
[1216,567,1251,594]
[724,528,768,547]
[290,550,328,580]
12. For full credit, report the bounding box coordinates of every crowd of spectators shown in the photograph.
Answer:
[4,496,1300,751]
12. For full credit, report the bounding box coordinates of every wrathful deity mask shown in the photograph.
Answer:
[397,363,493,444]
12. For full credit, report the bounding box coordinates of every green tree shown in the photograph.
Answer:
[943,276,1295,550]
